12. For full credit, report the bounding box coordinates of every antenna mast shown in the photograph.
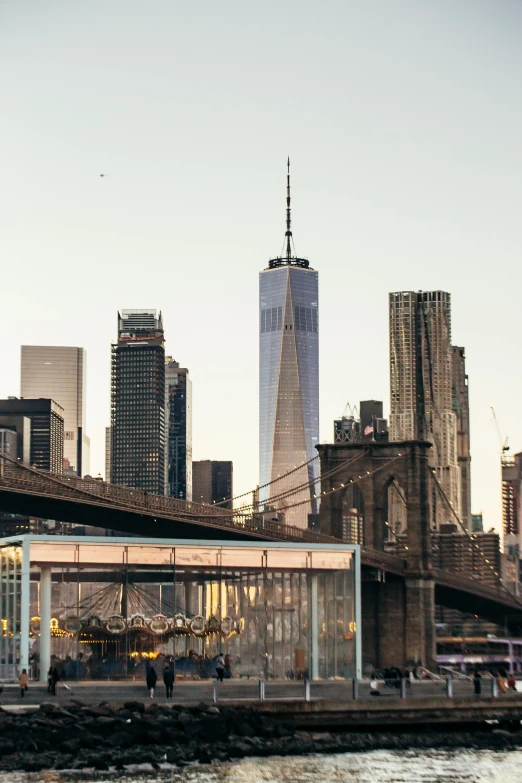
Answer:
[285,157,292,260]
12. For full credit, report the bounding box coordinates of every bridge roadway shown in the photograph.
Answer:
[1,456,522,622]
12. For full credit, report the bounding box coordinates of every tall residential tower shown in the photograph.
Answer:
[110,310,166,494]
[259,161,319,528]
[389,291,460,524]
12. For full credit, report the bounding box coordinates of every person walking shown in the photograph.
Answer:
[215,653,226,683]
[47,666,53,693]
[146,664,157,698]
[473,670,481,696]
[163,661,174,699]
[50,666,60,696]
[19,669,28,698]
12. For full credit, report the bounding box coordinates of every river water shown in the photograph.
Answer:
[2,749,522,783]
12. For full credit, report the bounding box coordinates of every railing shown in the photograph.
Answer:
[0,457,336,544]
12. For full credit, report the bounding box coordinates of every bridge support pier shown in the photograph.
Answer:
[362,577,436,670]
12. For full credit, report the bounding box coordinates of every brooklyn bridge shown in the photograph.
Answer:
[1,441,521,669]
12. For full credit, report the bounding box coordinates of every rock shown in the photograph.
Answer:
[166,729,190,744]
[107,732,133,748]
[104,701,126,713]
[145,702,160,715]
[198,717,229,743]
[79,734,97,749]
[0,738,15,757]
[59,739,81,754]
[207,706,220,714]
[197,748,212,764]
[81,705,112,717]
[124,701,145,713]
[234,721,256,738]
[39,702,57,714]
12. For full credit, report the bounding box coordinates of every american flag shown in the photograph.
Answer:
[364,425,374,437]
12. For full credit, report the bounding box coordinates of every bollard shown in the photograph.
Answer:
[446,677,453,699]
[352,678,359,700]
[213,680,218,703]
[400,677,407,699]
[259,679,265,702]
[304,678,311,702]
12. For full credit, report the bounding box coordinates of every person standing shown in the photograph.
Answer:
[163,661,174,699]
[146,664,157,698]
[19,669,28,698]
[50,666,60,696]
[473,670,481,696]
[215,653,225,683]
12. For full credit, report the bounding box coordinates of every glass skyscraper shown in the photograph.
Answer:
[110,310,166,494]
[21,346,90,476]
[259,162,319,528]
[165,358,192,501]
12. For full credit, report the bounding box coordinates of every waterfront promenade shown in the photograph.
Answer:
[0,677,519,709]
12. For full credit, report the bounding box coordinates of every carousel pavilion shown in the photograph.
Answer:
[0,536,361,682]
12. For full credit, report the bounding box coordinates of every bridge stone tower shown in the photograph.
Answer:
[317,441,436,670]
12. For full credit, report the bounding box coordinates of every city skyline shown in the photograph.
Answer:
[2,2,522,532]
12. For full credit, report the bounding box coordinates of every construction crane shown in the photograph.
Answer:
[491,407,509,453]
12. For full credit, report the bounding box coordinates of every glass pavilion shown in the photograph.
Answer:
[0,536,360,682]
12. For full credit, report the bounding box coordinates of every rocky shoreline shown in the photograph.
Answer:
[0,700,520,772]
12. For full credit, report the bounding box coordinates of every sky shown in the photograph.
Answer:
[1,0,521,533]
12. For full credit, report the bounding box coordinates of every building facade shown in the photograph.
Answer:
[110,310,166,494]
[389,290,460,523]
[0,398,64,473]
[192,460,233,509]
[451,346,472,531]
[259,162,319,528]
[165,359,192,500]
[21,346,90,476]
[105,427,111,483]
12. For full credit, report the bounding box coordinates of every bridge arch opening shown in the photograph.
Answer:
[385,475,407,543]
[341,482,364,544]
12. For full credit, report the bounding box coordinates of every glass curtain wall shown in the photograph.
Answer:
[0,539,358,682]
[0,545,22,680]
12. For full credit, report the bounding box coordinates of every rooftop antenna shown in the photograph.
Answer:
[285,157,292,260]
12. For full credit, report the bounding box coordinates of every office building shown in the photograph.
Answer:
[192,460,233,509]
[432,528,501,588]
[110,310,166,494]
[165,358,192,500]
[21,346,90,476]
[259,161,319,528]
[334,401,388,444]
[0,429,17,460]
[452,347,472,531]
[0,398,64,473]
[389,291,460,523]
[360,400,388,442]
[471,512,484,533]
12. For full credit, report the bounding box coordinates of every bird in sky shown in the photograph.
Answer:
[99,173,107,177]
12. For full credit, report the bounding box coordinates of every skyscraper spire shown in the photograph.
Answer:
[285,156,292,260]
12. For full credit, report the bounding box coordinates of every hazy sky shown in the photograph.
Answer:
[1,1,521,532]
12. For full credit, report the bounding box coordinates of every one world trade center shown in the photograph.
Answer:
[259,161,319,528]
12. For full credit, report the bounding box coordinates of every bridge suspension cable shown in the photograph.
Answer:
[211,454,320,507]
[231,451,370,515]
[228,453,407,519]
[429,470,522,607]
